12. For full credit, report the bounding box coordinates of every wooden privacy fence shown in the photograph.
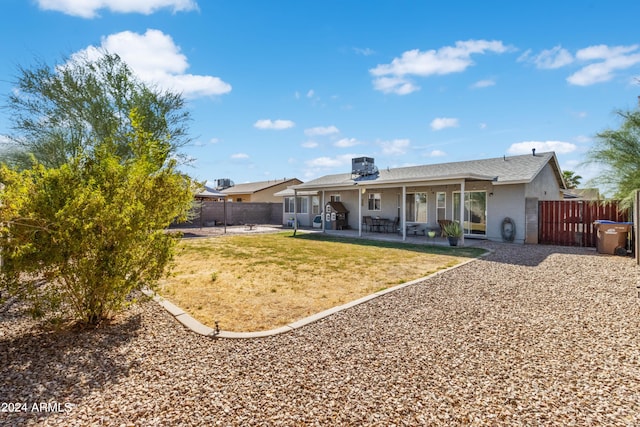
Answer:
[539,200,630,247]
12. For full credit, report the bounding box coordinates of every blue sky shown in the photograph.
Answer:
[2,1,640,188]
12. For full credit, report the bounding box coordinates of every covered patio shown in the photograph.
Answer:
[291,177,484,247]
[299,227,487,248]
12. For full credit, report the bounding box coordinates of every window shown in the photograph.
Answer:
[284,197,295,214]
[311,196,320,214]
[453,191,486,236]
[437,192,446,221]
[297,196,308,213]
[368,193,381,211]
[330,194,341,202]
[284,196,308,213]
[406,193,427,222]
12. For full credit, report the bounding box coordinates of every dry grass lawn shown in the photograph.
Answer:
[159,232,484,332]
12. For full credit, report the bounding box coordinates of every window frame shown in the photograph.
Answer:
[367,192,381,211]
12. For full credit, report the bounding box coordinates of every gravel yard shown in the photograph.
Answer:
[2,243,640,426]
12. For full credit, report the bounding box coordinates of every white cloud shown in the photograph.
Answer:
[71,29,231,98]
[531,45,574,69]
[253,119,295,130]
[306,154,355,168]
[334,138,360,148]
[380,138,410,155]
[370,39,510,95]
[479,123,487,130]
[307,89,315,98]
[567,44,640,86]
[301,140,319,148]
[304,125,339,136]
[354,47,375,56]
[37,0,198,18]
[507,140,577,155]
[371,76,419,95]
[471,79,495,88]
[428,150,446,157]
[231,153,249,159]
[430,117,459,131]
[209,137,220,144]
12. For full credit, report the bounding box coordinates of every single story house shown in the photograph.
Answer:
[222,178,302,203]
[282,151,566,245]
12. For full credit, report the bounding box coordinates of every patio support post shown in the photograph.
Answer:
[321,191,325,233]
[401,185,407,241]
[459,180,465,246]
[358,186,362,237]
[293,189,298,236]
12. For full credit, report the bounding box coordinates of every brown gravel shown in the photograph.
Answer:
[2,243,640,426]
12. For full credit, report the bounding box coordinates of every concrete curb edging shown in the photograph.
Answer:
[146,248,492,339]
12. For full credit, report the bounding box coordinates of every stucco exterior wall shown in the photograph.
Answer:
[525,163,563,200]
[487,184,526,244]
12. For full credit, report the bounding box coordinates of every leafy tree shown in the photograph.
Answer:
[0,53,197,325]
[2,52,191,169]
[585,109,640,206]
[562,170,582,189]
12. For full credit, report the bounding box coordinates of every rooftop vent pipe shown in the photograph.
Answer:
[532,148,536,156]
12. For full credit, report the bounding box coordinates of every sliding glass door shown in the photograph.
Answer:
[453,191,487,236]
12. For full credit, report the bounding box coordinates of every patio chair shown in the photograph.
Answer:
[363,216,373,232]
[386,216,400,233]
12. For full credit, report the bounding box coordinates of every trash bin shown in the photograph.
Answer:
[594,220,632,255]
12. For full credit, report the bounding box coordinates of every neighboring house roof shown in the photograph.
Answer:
[221,178,302,195]
[196,188,226,198]
[563,188,601,200]
[273,188,317,197]
[293,152,565,190]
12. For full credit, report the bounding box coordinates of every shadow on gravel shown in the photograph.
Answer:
[0,313,141,422]
[480,243,603,267]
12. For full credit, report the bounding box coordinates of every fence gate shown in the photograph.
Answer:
[538,200,629,247]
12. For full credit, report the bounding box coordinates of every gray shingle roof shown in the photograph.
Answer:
[294,152,563,190]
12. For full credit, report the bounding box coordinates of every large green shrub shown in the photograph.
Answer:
[0,111,195,325]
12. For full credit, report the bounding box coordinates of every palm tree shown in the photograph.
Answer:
[562,170,582,189]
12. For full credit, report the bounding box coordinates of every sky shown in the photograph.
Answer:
[1,1,640,189]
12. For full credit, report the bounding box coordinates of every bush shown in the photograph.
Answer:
[0,111,195,325]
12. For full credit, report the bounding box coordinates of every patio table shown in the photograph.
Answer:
[372,217,389,232]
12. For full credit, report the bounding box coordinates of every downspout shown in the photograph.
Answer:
[401,185,407,241]
[459,179,465,246]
